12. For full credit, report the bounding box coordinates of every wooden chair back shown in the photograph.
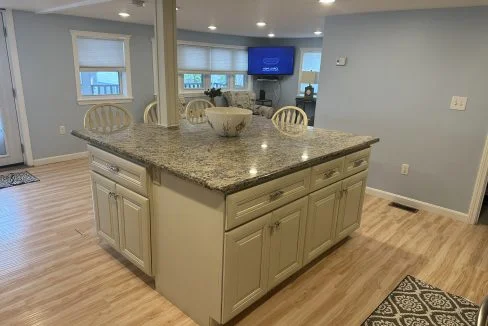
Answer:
[84,103,132,133]
[143,101,158,124]
[272,106,308,128]
[185,99,214,124]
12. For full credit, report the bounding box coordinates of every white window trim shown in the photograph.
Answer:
[297,47,321,96]
[71,30,133,105]
[176,40,252,95]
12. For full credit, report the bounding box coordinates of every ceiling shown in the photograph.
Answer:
[1,0,488,38]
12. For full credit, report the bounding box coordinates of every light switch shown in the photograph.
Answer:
[450,96,467,111]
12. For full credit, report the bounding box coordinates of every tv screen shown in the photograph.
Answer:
[248,47,295,75]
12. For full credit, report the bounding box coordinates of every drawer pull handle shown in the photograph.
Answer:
[324,170,338,179]
[269,190,285,201]
[108,164,120,173]
[353,159,366,168]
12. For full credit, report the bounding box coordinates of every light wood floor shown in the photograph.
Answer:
[1,159,488,325]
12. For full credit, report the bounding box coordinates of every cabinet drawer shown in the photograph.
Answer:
[344,148,370,177]
[88,145,148,196]
[310,157,344,191]
[226,169,311,231]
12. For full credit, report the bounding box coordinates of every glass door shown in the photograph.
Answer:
[0,11,23,166]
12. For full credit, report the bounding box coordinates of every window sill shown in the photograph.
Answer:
[77,96,134,106]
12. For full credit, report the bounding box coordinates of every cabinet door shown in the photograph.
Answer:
[268,197,308,290]
[303,182,342,265]
[336,170,368,241]
[116,184,152,276]
[91,172,119,249]
[222,213,271,323]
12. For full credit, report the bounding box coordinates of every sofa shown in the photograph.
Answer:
[222,91,275,119]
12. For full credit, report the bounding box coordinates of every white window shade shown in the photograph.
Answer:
[77,37,125,68]
[233,49,248,72]
[210,48,232,72]
[177,43,248,73]
[178,44,210,72]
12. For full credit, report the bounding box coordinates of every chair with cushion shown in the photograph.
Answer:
[223,91,274,119]
[185,99,214,124]
[84,103,132,133]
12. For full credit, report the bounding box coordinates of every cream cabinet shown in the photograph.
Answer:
[91,172,119,249]
[335,170,368,241]
[268,197,307,289]
[116,184,151,275]
[222,197,308,322]
[303,182,342,265]
[90,171,152,276]
[222,213,271,322]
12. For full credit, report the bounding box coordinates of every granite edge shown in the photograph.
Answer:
[72,130,379,195]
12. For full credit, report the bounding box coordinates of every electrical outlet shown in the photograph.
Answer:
[59,125,66,135]
[401,164,409,175]
[450,96,468,111]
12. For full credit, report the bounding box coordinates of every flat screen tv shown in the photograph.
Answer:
[248,47,295,75]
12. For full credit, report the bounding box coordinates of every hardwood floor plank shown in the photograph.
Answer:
[0,158,487,325]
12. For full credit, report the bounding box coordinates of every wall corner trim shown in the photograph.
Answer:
[33,151,89,166]
[366,187,469,223]
[468,135,488,224]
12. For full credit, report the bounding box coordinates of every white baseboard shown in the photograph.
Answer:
[33,151,89,166]
[366,187,469,223]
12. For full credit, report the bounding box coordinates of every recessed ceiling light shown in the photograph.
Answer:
[319,0,336,4]
[118,12,130,18]
[256,21,267,27]
[314,30,323,35]
[208,25,217,30]
[268,33,275,38]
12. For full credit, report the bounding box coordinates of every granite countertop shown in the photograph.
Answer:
[72,116,379,194]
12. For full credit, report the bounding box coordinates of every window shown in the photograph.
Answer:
[71,30,132,104]
[177,41,251,93]
[298,48,322,95]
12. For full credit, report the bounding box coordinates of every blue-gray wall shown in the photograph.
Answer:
[13,11,155,159]
[315,7,488,213]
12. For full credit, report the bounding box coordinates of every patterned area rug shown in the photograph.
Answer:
[362,275,479,326]
[0,171,39,189]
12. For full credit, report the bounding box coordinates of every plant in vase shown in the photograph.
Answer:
[204,88,222,106]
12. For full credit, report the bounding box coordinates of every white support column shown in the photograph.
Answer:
[154,0,179,127]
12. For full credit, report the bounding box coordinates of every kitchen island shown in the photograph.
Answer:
[72,116,379,326]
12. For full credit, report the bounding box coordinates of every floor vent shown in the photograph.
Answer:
[388,202,419,213]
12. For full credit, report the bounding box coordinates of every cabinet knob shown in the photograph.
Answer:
[269,190,284,201]
[274,221,281,230]
[108,164,120,173]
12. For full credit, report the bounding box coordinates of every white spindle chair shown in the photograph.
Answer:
[185,99,214,124]
[143,101,158,124]
[272,106,308,129]
[84,103,132,133]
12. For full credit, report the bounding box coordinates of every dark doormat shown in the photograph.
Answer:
[0,171,39,189]
[362,275,479,326]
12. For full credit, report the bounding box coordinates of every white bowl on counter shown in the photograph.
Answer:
[205,107,253,137]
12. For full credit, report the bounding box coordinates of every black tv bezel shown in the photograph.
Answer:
[247,46,296,76]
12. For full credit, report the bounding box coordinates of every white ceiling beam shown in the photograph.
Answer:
[37,0,114,14]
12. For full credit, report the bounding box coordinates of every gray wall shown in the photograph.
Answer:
[254,37,323,108]
[315,7,488,213]
[13,11,155,159]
